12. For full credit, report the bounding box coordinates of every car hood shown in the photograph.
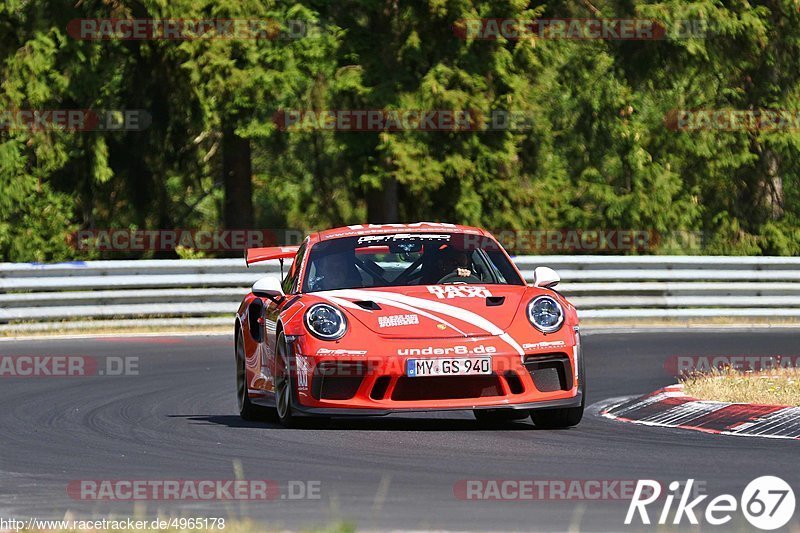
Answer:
[310,285,530,339]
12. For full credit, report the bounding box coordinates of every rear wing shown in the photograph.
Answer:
[245,246,299,267]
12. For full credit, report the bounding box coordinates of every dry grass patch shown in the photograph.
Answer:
[681,366,800,406]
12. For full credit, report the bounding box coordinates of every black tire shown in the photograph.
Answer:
[236,330,272,422]
[473,409,530,425]
[274,332,300,428]
[529,403,584,429]
[273,333,330,429]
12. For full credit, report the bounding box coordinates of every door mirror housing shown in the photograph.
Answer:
[532,266,560,289]
[252,275,284,303]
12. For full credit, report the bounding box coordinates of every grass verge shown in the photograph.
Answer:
[681,367,800,406]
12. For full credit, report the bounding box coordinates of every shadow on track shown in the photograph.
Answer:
[168,414,573,432]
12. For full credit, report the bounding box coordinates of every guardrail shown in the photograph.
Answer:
[2,256,800,330]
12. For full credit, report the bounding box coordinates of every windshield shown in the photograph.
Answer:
[302,233,524,292]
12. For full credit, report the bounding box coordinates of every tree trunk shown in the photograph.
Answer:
[366,176,398,223]
[762,147,783,220]
[222,122,253,230]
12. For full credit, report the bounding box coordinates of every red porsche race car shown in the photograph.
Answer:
[234,222,584,428]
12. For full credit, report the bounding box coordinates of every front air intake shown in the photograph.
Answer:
[391,375,502,401]
[523,353,573,392]
[311,362,366,400]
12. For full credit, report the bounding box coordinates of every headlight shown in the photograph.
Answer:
[305,303,347,340]
[527,296,564,333]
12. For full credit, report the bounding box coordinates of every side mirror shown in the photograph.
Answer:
[252,275,284,303]
[532,266,560,289]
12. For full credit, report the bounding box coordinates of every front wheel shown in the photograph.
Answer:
[274,332,299,428]
[530,351,586,429]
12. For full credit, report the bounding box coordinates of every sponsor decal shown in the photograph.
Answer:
[378,314,420,328]
[315,348,367,356]
[356,233,450,244]
[398,345,497,356]
[348,222,457,230]
[427,285,493,299]
[626,477,795,530]
[523,340,567,351]
[295,354,310,391]
[323,223,479,240]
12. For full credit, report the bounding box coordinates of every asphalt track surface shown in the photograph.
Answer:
[0,331,798,532]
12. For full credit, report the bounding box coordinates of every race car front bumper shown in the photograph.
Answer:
[289,338,583,416]
[291,393,583,417]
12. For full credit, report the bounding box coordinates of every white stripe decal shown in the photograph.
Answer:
[323,295,369,311]
[323,289,525,355]
[317,293,469,337]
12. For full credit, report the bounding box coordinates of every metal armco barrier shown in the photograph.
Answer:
[2,256,800,330]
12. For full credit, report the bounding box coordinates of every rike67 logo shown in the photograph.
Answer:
[626,477,796,530]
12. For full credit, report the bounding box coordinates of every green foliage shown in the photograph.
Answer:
[1,0,799,260]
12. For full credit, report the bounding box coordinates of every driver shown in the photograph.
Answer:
[436,247,474,280]
[314,250,360,290]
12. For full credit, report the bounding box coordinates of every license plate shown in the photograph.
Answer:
[406,357,492,377]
